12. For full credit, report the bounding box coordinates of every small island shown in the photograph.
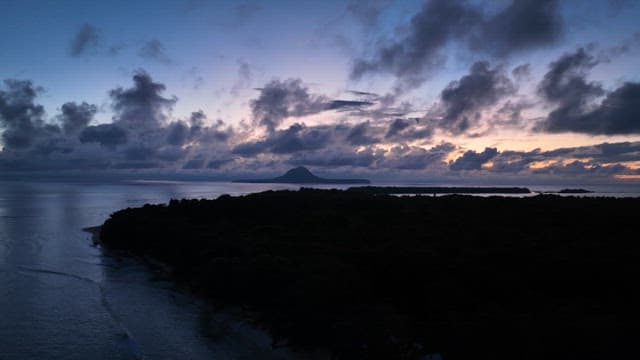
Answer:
[98,189,638,359]
[557,188,593,194]
[233,166,370,184]
[348,186,531,194]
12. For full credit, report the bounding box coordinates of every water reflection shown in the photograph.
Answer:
[0,180,300,360]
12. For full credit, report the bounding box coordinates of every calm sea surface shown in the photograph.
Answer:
[1,180,639,359]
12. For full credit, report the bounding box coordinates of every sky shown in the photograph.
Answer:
[1,0,640,183]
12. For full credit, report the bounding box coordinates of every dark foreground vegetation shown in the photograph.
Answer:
[100,189,638,359]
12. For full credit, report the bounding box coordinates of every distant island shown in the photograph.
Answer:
[558,188,592,194]
[99,189,638,359]
[233,166,370,184]
[348,186,531,194]
[536,188,594,195]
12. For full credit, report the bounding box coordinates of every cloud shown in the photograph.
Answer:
[351,0,562,89]
[562,82,640,134]
[250,79,376,132]
[385,118,411,138]
[2,68,637,180]
[327,100,374,111]
[0,79,50,150]
[346,121,380,145]
[532,160,629,177]
[538,47,602,106]
[435,61,515,134]
[1,72,235,172]
[286,142,455,171]
[233,123,332,156]
[536,48,640,134]
[110,70,177,130]
[288,146,384,168]
[474,0,561,56]
[383,143,454,170]
[58,102,97,135]
[384,118,432,141]
[449,147,498,171]
[251,79,327,132]
[351,0,480,85]
[138,39,173,64]
[79,124,127,147]
[69,23,101,57]
[469,141,640,176]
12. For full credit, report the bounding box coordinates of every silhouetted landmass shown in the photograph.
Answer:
[233,166,370,184]
[100,190,638,359]
[557,188,592,194]
[348,186,531,194]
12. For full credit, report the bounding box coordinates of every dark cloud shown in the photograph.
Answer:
[384,118,432,141]
[3,66,636,179]
[0,79,49,150]
[566,82,640,134]
[207,158,234,169]
[124,146,156,161]
[269,124,331,154]
[346,121,380,146]
[383,143,454,170]
[351,0,480,85]
[533,160,629,177]
[467,140,640,175]
[138,39,173,64]
[288,146,384,168]
[327,100,374,110]
[0,72,236,172]
[346,90,381,102]
[249,79,380,132]
[385,118,411,138]
[233,123,332,156]
[537,48,640,134]
[538,47,602,105]
[437,61,515,133]
[110,70,177,130]
[166,111,232,147]
[183,157,205,169]
[251,79,327,132]
[69,23,100,57]
[58,102,97,134]
[166,121,189,146]
[351,0,562,89]
[450,147,498,171]
[474,0,561,56]
[535,141,640,164]
[595,141,640,162]
[79,124,127,147]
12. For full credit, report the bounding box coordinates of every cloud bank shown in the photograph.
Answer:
[1,66,638,181]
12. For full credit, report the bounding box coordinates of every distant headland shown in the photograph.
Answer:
[233,166,370,184]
